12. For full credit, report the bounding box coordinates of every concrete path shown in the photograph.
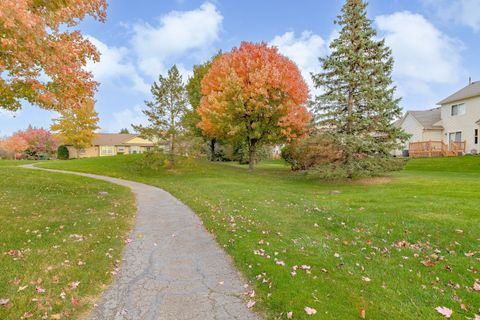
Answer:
[23,165,259,320]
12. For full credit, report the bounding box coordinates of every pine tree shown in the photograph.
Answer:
[132,65,188,166]
[312,0,407,178]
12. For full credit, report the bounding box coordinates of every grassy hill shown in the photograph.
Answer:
[38,155,480,319]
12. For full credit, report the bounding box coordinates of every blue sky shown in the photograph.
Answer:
[1,0,479,136]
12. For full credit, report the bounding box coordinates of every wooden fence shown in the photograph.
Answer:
[409,140,466,158]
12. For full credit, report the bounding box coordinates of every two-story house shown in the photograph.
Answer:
[437,81,480,153]
[396,81,480,156]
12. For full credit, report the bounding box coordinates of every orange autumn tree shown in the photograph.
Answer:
[0,0,106,112]
[197,42,311,170]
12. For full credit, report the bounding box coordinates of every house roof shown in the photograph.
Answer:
[92,133,154,146]
[438,81,480,105]
[398,108,443,130]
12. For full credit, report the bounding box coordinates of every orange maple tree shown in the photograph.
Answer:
[197,42,311,170]
[0,0,107,112]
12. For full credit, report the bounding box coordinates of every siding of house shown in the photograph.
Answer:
[440,96,480,153]
[67,146,99,159]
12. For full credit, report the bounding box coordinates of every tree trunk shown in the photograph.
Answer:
[248,140,256,171]
[210,138,216,161]
[346,89,354,179]
[170,133,175,166]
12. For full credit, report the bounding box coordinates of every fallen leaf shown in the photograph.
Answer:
[0,298,10,306]
[421,259,435,267]
[473,281,480,291]
[70,281,80,290]
[35,287,46,294]
[70,297,80,306]
[304,307,317,315]
[435,306,453,318]
[246,300,256,309]
[360,308,366,319]
[287,311,293,319]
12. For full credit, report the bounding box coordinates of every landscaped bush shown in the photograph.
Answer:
[282,134,407,179]
[135,149,166,170]
[57,145,69,160]
[311,155,407,180]
[281,134,340,171]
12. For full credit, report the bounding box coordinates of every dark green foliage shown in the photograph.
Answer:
[132,65,188,166]
[57,145,69,160]
[184,53,222,160]
[135,149,166,171]
[312,0,408,178]
[119,128,130,134]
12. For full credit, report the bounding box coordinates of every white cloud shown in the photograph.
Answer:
[86,36,150,94]
[422,0,480,32]
[376,11,465,107]
[102,105,148,133]
[376,11,464,84]
[269,31,327,94]
[131,2,223,78]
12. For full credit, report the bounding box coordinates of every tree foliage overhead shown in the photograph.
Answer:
[312,0,407,177]
[51,99,99,152]
[197,42,311,170]
[0,0,107,112]
[132,65,188,165]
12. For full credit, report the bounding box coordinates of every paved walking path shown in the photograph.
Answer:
[23,165,259,320]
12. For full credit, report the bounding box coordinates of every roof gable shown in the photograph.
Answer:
[438,81,480,105]
[92,133,138,146]
[399,108,443,130]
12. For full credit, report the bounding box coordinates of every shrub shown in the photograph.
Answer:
[57,145,69,160]
[135,149,166,170]
[282,134,407,179]
[311,156,407,180]
[281,135,340,171]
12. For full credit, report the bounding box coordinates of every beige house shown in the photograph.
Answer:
[397,81,480,156]
[66,133,157,159]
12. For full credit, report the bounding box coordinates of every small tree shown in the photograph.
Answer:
[185,53,221,160]
[119,128,130,134]
[57,145,70,160]
[133,65,188,166]
[51,99,99,157]
[312,0,407,178]
[197,42,311,170]
[0,135,28,159]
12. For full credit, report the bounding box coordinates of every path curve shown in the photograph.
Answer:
[23,165,259,320]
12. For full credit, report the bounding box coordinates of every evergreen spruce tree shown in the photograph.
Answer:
[133,65,188,166]
[312,0,407,178]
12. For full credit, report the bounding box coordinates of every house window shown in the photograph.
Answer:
[451,104,465,116]
[100,146,115,156]
[449,132,462,143]
[475,129,478,144]
[79,149,86,155]
[117,146,125,154]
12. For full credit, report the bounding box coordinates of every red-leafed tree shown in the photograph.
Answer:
[0,0,107,112]
[197,42,311,170]
[0,127,58,159]
[0,135,28,159]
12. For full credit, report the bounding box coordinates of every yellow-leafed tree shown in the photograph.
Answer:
[51,99,99,156]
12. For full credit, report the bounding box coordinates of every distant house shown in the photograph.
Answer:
[397,81,480,157]
[66,133,159,159]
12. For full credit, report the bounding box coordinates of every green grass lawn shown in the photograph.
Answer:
[38,155,480,319]
[0,162,135,319]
